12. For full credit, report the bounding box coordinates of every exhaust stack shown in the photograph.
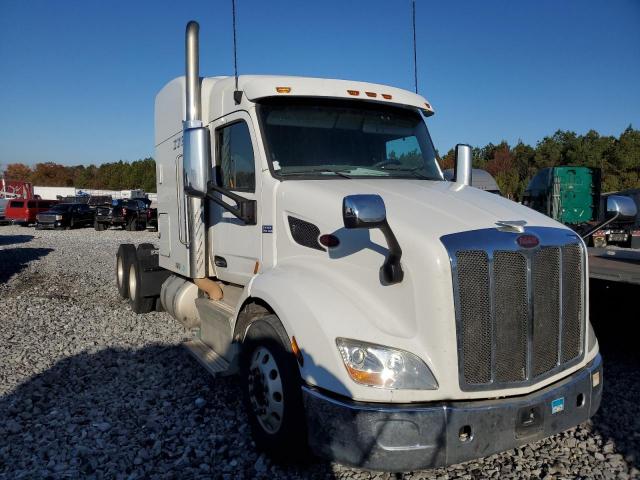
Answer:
[185,21,201,124]
[182,21,210,279]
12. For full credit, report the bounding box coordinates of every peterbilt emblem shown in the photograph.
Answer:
[517,234,540,248]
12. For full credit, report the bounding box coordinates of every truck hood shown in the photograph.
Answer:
[278,178,561,238]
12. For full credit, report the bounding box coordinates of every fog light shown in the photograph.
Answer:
[592,371,600,387]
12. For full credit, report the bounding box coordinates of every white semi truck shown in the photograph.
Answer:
[115,22,637,471]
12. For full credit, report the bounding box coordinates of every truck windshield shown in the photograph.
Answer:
[258,98,442,180]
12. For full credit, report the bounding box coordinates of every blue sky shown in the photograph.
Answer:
[0,0,639,166]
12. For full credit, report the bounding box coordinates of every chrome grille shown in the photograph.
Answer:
[561,244,583,363]
[444,227,585,391]
[532,247,561,376]
[456,251,492,384]
[493,251,528,382]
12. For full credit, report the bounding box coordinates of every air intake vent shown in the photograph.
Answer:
[287,217,325,251]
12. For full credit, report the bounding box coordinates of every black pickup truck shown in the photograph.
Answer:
[95,199,151,231]
[36,203,95,229]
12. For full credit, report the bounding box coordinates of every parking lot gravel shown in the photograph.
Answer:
[0,224,639,479]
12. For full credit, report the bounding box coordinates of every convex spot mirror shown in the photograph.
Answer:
[343,194,386,229]
[606,195,637,221]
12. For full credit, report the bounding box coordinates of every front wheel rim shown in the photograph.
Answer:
[248,346,284,434]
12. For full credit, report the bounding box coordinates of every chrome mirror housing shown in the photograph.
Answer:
[453,144,473,186]
[343,194,386,229]
[606,195,637,221]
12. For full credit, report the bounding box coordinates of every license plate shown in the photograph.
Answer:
[551,397,565,414]
[608,233,627,242]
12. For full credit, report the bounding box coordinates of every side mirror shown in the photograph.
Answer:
[342,194,403,285]
[582,194,638,240]
[343,194,386,229]
[606,195,637,221]
[453,144,472,186]
[183,123,211,196]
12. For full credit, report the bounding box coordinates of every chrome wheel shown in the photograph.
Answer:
[128,263,137,301]
[248,346,284,434]
[117,255,124,289]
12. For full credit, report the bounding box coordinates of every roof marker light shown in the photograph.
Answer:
[276,86,291,93]
[347,90,360,96]
[381,94,392,99]
[424,102,432,109]
[365,92,377,98]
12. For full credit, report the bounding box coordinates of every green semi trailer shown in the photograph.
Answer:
[522,166,601,228]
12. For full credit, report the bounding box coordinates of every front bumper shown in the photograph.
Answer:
[304,354,602,472]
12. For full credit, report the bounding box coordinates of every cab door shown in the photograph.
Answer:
[209,111,262,285]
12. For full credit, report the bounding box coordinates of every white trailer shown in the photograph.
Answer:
[114,21,636,471]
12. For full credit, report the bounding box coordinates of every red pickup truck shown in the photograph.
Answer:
[5,199,58,226]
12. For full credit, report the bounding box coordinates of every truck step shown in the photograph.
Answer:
[183,338,230,376]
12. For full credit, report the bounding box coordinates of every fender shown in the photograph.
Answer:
[243,258,426,402]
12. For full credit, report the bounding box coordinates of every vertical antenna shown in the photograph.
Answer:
[232,0,242,104]
[412,0,418,93]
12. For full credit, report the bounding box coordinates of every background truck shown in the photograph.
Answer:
[521,166,601,232]
[522,166,638,247]
[113,22,636,472]
[95,198,151,231]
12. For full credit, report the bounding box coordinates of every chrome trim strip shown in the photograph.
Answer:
[441,226,586,392]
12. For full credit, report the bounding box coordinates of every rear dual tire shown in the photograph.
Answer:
[116,244,136,299]
[116,243,155,314]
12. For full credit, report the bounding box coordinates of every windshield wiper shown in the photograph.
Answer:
[280,168,352,179]
[374,165,441,180]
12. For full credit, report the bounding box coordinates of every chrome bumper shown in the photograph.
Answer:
[303,354,602,472]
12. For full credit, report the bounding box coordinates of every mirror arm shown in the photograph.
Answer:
[581,212,620,240]
[379,220,404,284]
[185,182,257,225]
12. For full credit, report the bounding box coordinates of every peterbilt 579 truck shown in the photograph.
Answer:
[115,22,637,471]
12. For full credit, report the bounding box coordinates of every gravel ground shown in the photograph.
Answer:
[0,224,638,479]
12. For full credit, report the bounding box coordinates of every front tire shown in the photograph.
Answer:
[240,315,308,461]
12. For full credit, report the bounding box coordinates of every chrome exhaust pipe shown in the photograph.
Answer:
[185,21,201,123]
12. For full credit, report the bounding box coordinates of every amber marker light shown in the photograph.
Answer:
[291,336,304,366]
[347,90,360,96]
[381,93,392,99]
[276,86,291,93]
[365,91,377,98]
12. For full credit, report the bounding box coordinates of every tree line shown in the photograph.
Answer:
[1,158,157,193]
[439,126,640,199]
[2,126,639,198]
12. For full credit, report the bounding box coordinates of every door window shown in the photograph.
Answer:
[217,121,256,192]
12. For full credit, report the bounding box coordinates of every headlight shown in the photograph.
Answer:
[55,215,63,220]
[336,338,438,390]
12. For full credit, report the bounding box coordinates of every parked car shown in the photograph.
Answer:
[94,199,150,231]
[36,203,95,229]
[5,198,59,226]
